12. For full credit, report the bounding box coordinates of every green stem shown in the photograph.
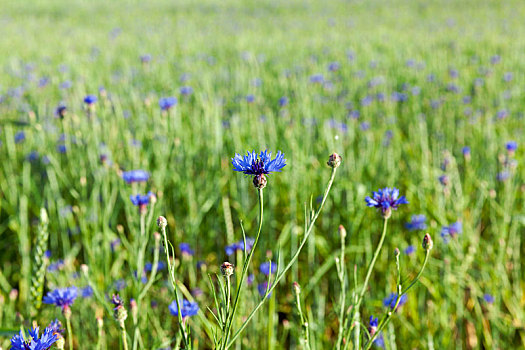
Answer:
[226,167,338,348]
[222,188,264,350]
[66,315,74,350]
[120,321,129,350]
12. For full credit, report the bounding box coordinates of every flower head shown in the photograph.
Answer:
[383,293,408,310]
[11,325,58,350]
[169,299,199,318]
[365,188,408,218]
[179,243,194,256]
[404,245,415,255]
[483,294,494,304]
[84,95,97,105]
[441,221,462,240]
[506,141,517,153]
[232,150,286,189]
[368,316,379,336]
[130,192,154,206]
[259,261,277,276]
[225,238,255,255]
[43,287,78,310]
[122,170,150,184]
[405,215,427,231]
[159,97,177,111]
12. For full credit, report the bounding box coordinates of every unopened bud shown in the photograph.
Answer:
[221,262,234,277]
[154,232,161,241]
[338,225,346,239]
[253,174,267,189]
[80,264,89,274]
[157,216,167,229]
[327,153,342,168]
[9,289,18,301]
[293,282,301,295]
[422,233,433,251]
[394,248,400,258]
[62,305,72,319]
[382,207,392,219]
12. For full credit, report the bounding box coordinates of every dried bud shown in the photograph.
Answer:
[422,233,433,251]
[327,153,342,168]
[221,262,234,277]
[157,216,167,229]
[338,225,347,239]
[293,282,301,295]
[253,174,267,189]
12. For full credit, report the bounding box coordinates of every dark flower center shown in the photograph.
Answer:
[251,159,266,175]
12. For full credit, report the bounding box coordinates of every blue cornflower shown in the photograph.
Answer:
[368,316,379,335]
[159,97,177,111]
[225,238,255,255]
[56,105,67,119]
[57,144,67,154]
[497,171,510,182]
[81,286,93,298]
[43,287,78,310]
[130,192,154,206]
[258,281,272,297]
[309,74,324,83]
[179,243,194,256]
[438,175,449,186]
[15,131,26,144]
[279,96,289,107]
[169,299,199,318]
[232,150,286,189]
[180,86,193,95]
[259,261,277,276]
[48,319,64,334]
[405,215,427,231]
[490,55,501,65]
[483,294,494,304]
[383,293,408,310]
[365,188,408,218]
[328,62,340,72]
[140,54,152,63]
[441,221,462,240]
[144,261,166,272]
[506,141,517,153]
[84,95,97,104]
[404,245,415,255]
[11,325,58,350]
[462,146,471,157]
[245,94,255,103]
[122,170,150,184]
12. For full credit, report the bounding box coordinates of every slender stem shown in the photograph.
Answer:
[364,249,431,349]
[295,288,311,350]
[226,168,338,348]
[120,321,129,350]
[66,315,74,350]
[355,218,389,312]
[160,224,188,348]
[222,188,264,350]
[335,229,347,350]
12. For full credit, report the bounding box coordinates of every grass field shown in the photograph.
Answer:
[0,0,524,348]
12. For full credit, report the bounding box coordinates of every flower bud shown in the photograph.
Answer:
[327,153,342,168]
[338,225,346,239]
[9,289,18,301]
[62,305,72,319]
[157,216,167,229]
[80,264,89,274]
[253,174,267,189]
[154,232,161,242]
[394,247,400,258]
[422,233,433,251]
[293,282,301,295]
[220,262,234,277]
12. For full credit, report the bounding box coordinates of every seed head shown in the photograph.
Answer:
[327,153,342,168]
[422,233,433,251]
[157,216,167,229]
[220,262,235,277]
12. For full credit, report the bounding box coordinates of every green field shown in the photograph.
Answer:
[1,0,524,348]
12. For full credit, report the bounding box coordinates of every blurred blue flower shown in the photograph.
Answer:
[506,141,517,152]
[383,293,408,310]
[159,97,177,111]
[84,95,97,104]
[15,131,26,144]
[130,192,154,206]
[225,238,255,255]
[258,281,272,297]
[259,261,277,276]
[279,96,289,107]
[180,86,193,95]
[169,299,199,318]
[43,287,78,309]
[81,286,93,298]
[179,243,194,256]
[441,221,462,240]
[122,170,150,184]
[483,294,494,304]
[245,94,255,103]
[405,215,427,231]
[404,245,415,255]
[309,74,324,83]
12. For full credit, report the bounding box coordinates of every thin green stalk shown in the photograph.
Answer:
[221,188,264,350]
[65,315,74,350]
[226,167,338,348]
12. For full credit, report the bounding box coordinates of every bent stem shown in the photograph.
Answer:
[225,167,338,348]
[221,188,264,350]
[364,249,431,349]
